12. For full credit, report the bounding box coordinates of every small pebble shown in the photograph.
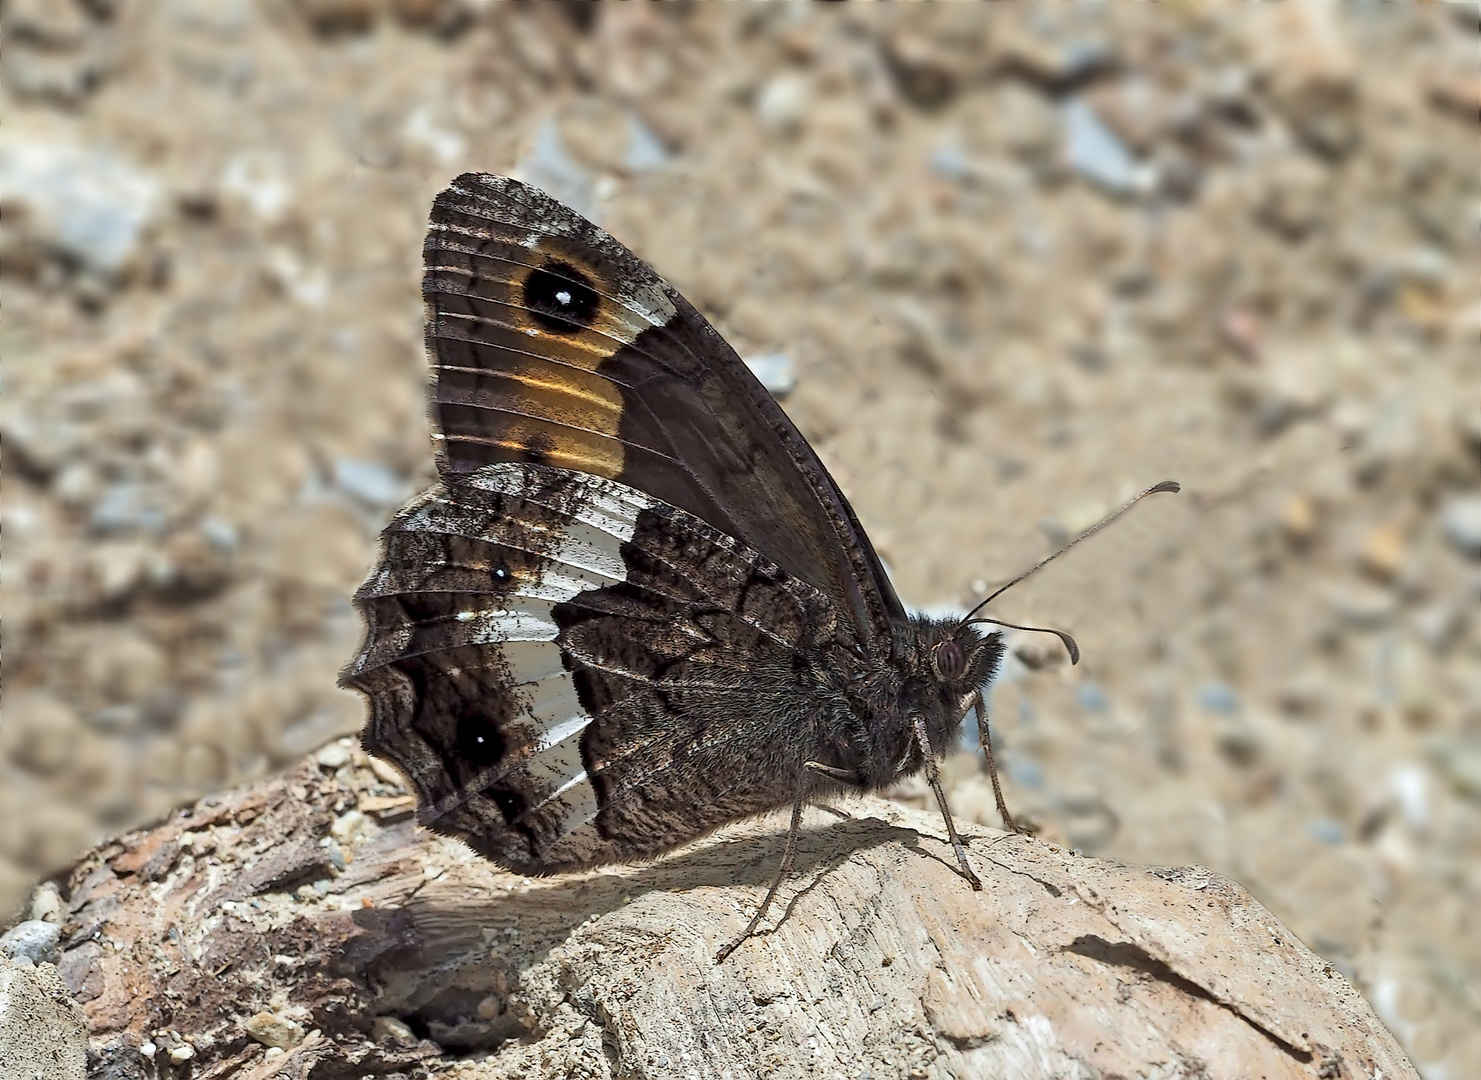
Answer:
[139,1042,156,1059]
[1454,406,1481,453]
[1057,497,1109,538]
[756,73,810,135]
[1360,523,1405,581]
[1007,755,1043,790]
[1215,717,1262,767]
[30,881,62,923]
[997,84,1060,165]
[999,30,1115,90]
[332,458,404,509]
[1063,99,1155,198]
[1439,496,1481,558]
[169,1045,195,1064]
[1076,682,1109,713]
[743,353,796,397]
[90,482,169,535]
[622,111,670,174]
[402,104,466,165]
[0,919,62,965]
[0,139,161,275]
[371,1015,417,1045]
[1388,763,1431,832]
[1196,683,1241,716]
[1412,603,1461,652]
[315,740,353,770]
[1282,494,1317,544]
[883,32,958,109]
[1307,818,1346,845]
[198,514,240,554]
[367,756,406,788]
[245,1010,305,1050]
[1429,736,1481,805]
[515,117,597,221]
[331,809,374,845]
[220,151,291,223]
[1327,583,1396,629]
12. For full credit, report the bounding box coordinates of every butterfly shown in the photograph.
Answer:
[341,173,1166,961]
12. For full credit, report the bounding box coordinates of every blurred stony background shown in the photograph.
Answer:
[0,2,1476,1074]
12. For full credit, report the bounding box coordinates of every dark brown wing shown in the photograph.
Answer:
[341,463,844,873]
[424,173,905,651]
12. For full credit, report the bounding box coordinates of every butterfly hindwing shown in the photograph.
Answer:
[342,463,845,873]
[424,173,905,649]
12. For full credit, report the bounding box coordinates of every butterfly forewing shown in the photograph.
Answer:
[423,173,905,647]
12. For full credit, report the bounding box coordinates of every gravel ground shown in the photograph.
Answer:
[2,3,1477,1074]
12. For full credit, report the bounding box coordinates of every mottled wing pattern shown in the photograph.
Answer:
[341,463,842,873]
[424,173,904,647]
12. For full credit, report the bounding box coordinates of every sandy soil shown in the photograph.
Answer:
[2,3,1477,1074]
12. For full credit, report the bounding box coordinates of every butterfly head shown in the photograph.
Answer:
[908,617,1004,695]
[839,617,1007,790]
[891,616,1005,762]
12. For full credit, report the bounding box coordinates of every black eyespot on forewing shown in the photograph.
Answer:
[522,260,600,334]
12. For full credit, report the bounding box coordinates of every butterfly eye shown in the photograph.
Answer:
[930,640,967,682]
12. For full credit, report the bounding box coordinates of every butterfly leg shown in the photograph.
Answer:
[971,689,1030,835]
[910,717,982,891]
[714,790,807,963]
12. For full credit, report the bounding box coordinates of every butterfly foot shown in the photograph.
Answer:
[999,809,1038,838]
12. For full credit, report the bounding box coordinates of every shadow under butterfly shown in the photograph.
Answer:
[340,173,1178,961]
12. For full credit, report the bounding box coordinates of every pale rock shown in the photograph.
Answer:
[371,1015,417,1046]
[331,809,377,845]
[742,353,796,397]
[30,882,63,924]
[513,117,597,222]
[0,139,160,275]
[1063,99,1156,198]
[315,740,354,771]
[1326,582,1396,629]
[756,73,810,136]
[1439,495,1481,558]
[244,1010,305,1050]
[0,921,62,966]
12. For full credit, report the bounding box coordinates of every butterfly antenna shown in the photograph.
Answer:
[957,480,1180,661]
[964,616,1082,665]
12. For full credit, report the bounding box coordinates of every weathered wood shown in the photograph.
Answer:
[40,740,1415,1079]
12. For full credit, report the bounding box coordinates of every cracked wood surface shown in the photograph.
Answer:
[47,742,1415,1079]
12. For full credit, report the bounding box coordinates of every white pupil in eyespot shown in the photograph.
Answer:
[555,289,572,306]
